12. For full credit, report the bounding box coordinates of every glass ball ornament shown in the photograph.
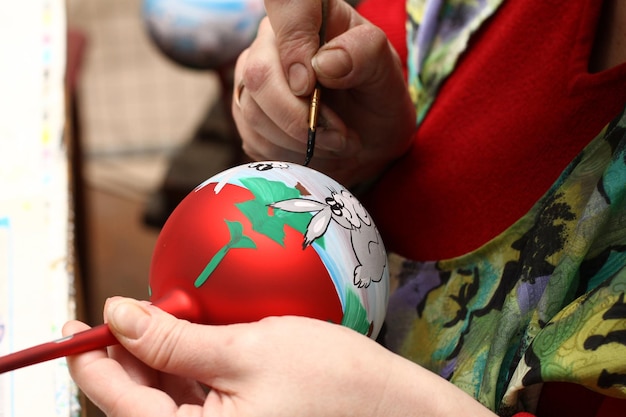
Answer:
[142,0,266,69]
[149,161,390,338]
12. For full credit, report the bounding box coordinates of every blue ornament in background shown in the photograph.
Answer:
[142,0,266,69]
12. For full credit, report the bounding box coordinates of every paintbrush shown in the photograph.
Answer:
[304,0,329,166]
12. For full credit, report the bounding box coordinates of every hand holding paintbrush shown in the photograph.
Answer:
[231,0,414,187]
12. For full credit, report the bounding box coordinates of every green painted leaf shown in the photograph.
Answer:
[194,220,257,288]
[223,219,257,249]
[236,177,312,246]
[240,177,300,202]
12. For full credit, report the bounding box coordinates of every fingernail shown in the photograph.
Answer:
[288,63,309,96]
[107,300,151,340]
[312,48,352,79]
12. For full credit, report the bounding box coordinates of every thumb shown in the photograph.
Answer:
[105,298,241,382]
[313,23,405,92]
[264,0,332,96]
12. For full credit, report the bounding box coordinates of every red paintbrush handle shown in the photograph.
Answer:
[0,323,116,373]
[0,289,203,374]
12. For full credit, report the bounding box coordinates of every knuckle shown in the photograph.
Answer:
[241,56,273,93]
[141,321,186,371]
[276,23,319,52]
[367,25,389,51]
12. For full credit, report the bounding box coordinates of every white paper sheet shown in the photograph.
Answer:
[0,1,80,415]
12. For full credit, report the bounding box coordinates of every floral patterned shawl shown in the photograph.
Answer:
[385,0,626,414]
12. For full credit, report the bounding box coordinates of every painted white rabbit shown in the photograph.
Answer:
[270,189,386,288]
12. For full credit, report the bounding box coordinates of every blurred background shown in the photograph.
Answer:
[66,1,263,414]
[67,0,262,324]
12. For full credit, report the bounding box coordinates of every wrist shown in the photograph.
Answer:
[378,354,499,417]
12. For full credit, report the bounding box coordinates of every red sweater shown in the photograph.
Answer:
[357,0,626,416]
[362,0,626,261]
